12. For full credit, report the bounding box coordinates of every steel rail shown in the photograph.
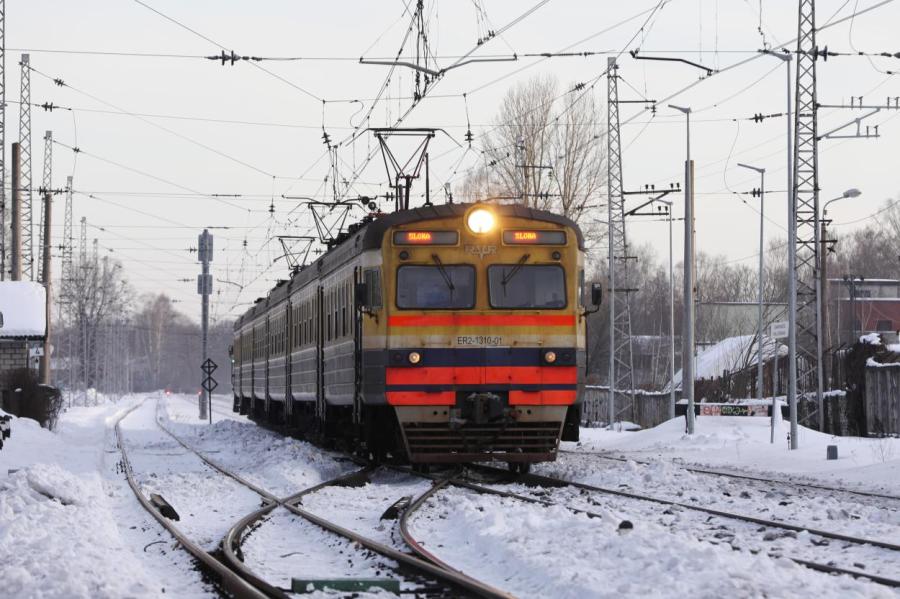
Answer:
[470,465,900,588]
[113,400,271,599]
[472,465,900,552]
[220,468,373,596]
[559,449,900,502]
[155,399,513,599]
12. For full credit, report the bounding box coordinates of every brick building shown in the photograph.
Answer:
[829,278,900,346]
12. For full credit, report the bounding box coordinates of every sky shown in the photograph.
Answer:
[6,0,900,322]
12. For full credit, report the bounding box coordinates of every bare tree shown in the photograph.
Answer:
[457,75,606,236]
[61,253,131,389]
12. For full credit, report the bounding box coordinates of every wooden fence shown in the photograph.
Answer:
[865,366,900,436]
[581,386,671,429]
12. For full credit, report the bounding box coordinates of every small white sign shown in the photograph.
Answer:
[770,321,789,339]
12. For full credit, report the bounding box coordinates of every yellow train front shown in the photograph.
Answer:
[364,203,588,466]
[232,202,595,468]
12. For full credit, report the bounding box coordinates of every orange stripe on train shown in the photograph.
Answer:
[386,366,577,385]
[387,314,576,327]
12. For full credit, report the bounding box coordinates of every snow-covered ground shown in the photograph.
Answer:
[0,395,215,598]
[0,392,354,598]
[563,412,900,495]
[2,392,899,598]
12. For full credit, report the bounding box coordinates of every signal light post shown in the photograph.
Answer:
[198,229,213,422]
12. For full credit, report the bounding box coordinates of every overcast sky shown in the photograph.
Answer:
[8,0,900,321]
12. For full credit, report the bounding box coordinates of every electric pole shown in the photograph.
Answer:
[38,149,51,385]
[198,229,213,421]
[62,176,74,402]
[791,0,824,439]
[605,57,637,428]
[10,142,20,280]
[18,54,33,281]
[38,131,51,281]
[0,0,7,280]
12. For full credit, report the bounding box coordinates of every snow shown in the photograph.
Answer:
[0,281,46,338]
[408,486,897,599]
[0,397,215,598]
[565,414,900,495]
[3,392,900,598]
[669,334,786,391]
[860,332,882,345]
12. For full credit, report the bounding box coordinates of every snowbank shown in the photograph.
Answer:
[568,413,900,494]
[0,396,214,598]
[0,281,46,337]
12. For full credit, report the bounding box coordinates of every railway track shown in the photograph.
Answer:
[559,449,900,503]
[119,397,899,596]
[113,399,269,599]
[460,464,900,588]
[143,396,513,598]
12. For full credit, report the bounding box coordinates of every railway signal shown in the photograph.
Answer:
[198,229,213,423]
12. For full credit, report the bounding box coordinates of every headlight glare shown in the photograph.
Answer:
[467,208,495,234]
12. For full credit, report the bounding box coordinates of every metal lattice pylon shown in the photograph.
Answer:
[18,54,34,280]
[0,0,6,279]
[61,176,73,401]
[38,130,51,281]
[606,57,636,426]
[792,0,824,429]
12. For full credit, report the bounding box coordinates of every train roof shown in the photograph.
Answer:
[234,202,585,326]
[359,202,585,251]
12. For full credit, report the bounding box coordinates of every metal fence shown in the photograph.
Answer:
[581,386,671,429]
[865,366,900,436]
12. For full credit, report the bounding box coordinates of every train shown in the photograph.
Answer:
[231,202,601,469]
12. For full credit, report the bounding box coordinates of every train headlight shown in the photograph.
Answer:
[466,208,495,234]
[408,351,422,365]
[544,351,557,364]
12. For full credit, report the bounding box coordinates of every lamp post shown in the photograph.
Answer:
[822,188,862,357]
[670,104,695,434]
[658,198,676,421]
[737,163,768,440]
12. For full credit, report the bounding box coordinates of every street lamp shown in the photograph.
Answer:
[823,188,862,214]
[821,188,863,364]
[737,162,770,441]
[658,198,676,421]
[669,104,695,434]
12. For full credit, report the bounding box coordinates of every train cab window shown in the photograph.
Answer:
[488,264,566,309]
[396,265,476,309]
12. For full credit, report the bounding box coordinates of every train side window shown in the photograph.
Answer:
[363,268,383,309]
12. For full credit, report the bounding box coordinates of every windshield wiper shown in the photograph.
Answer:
[502,254,531,287]
[431,254,455,291]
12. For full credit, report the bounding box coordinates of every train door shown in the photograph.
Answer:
[284,302,293,421]
[264,316,271,417]
[316,285,325,424]
[352,266,363,426]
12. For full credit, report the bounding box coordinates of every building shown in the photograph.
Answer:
[829,278,900,347]
[0,281,47,397]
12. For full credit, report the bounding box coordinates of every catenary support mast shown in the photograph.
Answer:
[605,57,636,428]
[791,0,824,435]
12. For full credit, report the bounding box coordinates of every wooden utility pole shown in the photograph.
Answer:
[10,142,21,280]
